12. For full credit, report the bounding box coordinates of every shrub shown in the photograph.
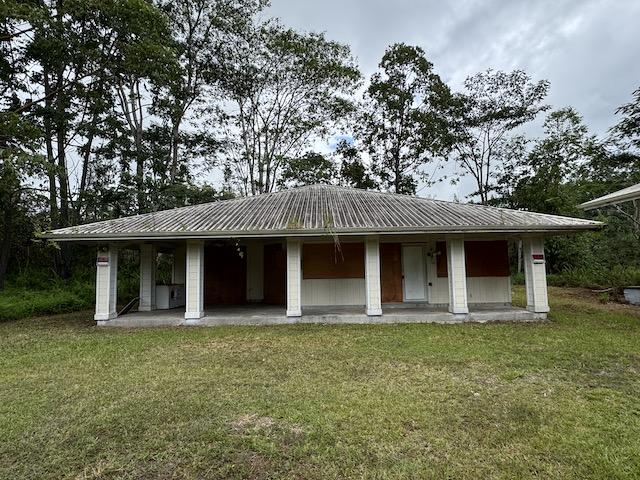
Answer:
[512,265,640,290]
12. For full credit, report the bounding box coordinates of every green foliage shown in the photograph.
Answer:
[0,281,94,321]
[449,69,550,203]
[277,152,337,188]
[359,43,452,194]
[219,21,361,194]
[335,140,378,190]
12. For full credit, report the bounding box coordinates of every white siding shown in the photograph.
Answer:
[523,237,550,313]
[447,239,469,314]
[184,240,204,320]
[94,246,118,321]
[302,278,366,306]
[286,239,302,316]
[365,237,382,315]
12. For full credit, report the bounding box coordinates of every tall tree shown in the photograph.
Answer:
[612,86,640,151]
[154,0,266,184]
[219,22,360,195]
[277,152,337,188]
[449,69,550,204]
[334,140,377,190]
[359,43,453,194]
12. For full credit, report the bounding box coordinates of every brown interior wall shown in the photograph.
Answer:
[380,243,403,303]
[204,245,247,305]
[302,243,365,279]
[263,243,286,305]
[436,240,510,277]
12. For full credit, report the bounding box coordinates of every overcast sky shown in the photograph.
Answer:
[266,0,640,200]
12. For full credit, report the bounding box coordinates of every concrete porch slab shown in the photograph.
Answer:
[97,304,545,327]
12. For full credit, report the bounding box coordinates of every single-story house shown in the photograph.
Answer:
[43,185,602,326]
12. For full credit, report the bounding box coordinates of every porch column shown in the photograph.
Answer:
[523,237,550,313]
[139,244,157,311]
[94,245,118,321]
[446,238,469,315]
[286,238,302,317]
[184,240,205,321]
[172,242,186,284]
[365,236,382,316]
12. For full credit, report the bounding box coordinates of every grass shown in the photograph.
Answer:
[1,287,639,479]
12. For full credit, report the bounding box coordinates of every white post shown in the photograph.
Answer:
[172,242,186,284]
[94,245,118,321]
[184,240,205,321]
[139,244,157,311]
[523,237,550,313]
[286,238,302,317]
[446,238,469,315]
[365,236,382,316]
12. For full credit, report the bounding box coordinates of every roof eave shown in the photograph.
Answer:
[38,223,604,242]
[579,191,640,210]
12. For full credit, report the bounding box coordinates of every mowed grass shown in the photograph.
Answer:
[1,287,639,479]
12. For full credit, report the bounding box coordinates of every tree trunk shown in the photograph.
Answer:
[0,201,13,290]
[170,119,180,183]
[43,69,59,228]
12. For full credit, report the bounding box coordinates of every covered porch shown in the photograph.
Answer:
[92,235,550,327]
[97,303,544,327]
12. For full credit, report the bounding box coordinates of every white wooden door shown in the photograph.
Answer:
[402,246,427,301]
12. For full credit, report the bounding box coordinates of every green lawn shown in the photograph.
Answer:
[1,287,639,479]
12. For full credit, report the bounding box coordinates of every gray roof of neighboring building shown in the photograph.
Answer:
[42,184,603,241]
[579,183,640,210]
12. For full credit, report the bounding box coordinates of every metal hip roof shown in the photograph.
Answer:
[42,184,603,240]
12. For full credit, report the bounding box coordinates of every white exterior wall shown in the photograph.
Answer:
[94,246,118,321]
[302,279,365,306]
[523,237,550,313]
[446,238,469,314]
[286,238,302,317]
[139,244,157,311]
[429,276,511,304]
[246,242,264,302]
[184,240,205,320]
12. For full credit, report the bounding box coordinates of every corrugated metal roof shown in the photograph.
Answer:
[43,184,602,240]
[579,183,640,210]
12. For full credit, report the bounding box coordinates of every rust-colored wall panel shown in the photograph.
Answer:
[204,245,247,305]
[263,243,286,305]
[302,243,365,279]
[465,240,510,277]
[436,240,510,278]
[380,243,403,303]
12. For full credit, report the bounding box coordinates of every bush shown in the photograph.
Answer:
[0,280,95,321]
[511,265,640,290]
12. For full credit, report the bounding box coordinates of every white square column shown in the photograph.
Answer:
[172,242,186,284]
[94,245,118,321]
[286,238,302,317]
[523,237,550,313]
[139,244,157,311]
[446,238,469,315]
[365,236,382,316]
[184,240,205,321]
